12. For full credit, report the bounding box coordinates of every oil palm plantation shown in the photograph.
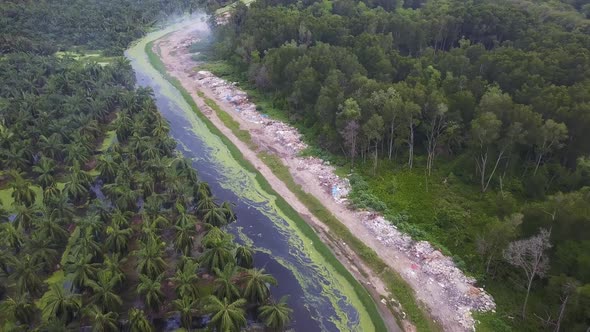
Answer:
[205,296,247,332]
[258,296,293,331]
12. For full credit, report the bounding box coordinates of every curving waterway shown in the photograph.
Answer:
[126,18,377,331]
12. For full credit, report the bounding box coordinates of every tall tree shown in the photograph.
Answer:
[534,119,568,174]
[503,228,552,319]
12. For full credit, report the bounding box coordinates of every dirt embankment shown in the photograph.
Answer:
[154,23,495,332]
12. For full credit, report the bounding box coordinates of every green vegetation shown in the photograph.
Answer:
[200,0,590,330]
[147,39,390,331]
[0,1,289,331]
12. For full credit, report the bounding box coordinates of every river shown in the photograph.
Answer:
[126,17,377,332]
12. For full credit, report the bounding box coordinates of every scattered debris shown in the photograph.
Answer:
[363,216,496,329]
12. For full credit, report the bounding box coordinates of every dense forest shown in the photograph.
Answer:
[0,1,290,331]
[204,0,590,330]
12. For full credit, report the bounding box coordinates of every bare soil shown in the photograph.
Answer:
[154,22,493,332]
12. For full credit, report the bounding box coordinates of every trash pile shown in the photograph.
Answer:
[296,157,350,203]
[175,37,199,50]
[363,215,496,329]
[196,71,307,155]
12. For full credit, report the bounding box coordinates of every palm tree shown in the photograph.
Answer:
[170,259,200,301]
[134,239,167,279]
[86,270,123,312]
[1,222,24,251]
[43,185,62,206]
[240,268,277,304]
[83,305,119,332]
[174,203,197,228]
[235,246,254,269]
[112,112,133,142]
[136,274,165,314]
[174,223,197,255]
[258,296,293,331]
[38,133,64,161]
[205,296,247,332]
[13,204,38,232]
[200,236,235,273]
[9,171,36,207]
[105,224,133,254]
[172,296,199,329]
[96,154,118,182]
[35,211,69,245]
[65,142,91,166]
[213,264,240,301]
[110,208,132,228]
[127,308,154,332]
[9,254,44,296]
[196,195,216,217]
[64,253,100,291]
[102,254,126,286]
[69,228,102,260]
[0,293,37,326]
[33,157,56,189]
[220,201,237,223]
[45,194,75,222]
[202,205,229,227]
[40,283,81,323]
[24,235,59,272]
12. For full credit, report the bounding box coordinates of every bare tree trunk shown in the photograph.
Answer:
[388,121,394,160]
[485,253,494,275]
[523,275,534,319]
[373,143,378,176]
[555,295,569,332]
[483,150,505,192]
[534,153,543,175]
[408,119,414,169]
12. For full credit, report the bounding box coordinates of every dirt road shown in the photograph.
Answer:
[154,22,494,332]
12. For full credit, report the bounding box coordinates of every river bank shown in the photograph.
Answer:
[127,17,390,331]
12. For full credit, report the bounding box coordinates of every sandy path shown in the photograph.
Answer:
[154,23,493,332]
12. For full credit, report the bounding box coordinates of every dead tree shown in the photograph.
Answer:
[503,228,552,319]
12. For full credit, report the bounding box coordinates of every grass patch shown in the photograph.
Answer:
[146,40,389,331]
[99,130,117,152]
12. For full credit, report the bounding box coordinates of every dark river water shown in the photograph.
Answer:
[126,19,375,332]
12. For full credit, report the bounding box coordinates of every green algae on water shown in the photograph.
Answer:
[127,20,381,331]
